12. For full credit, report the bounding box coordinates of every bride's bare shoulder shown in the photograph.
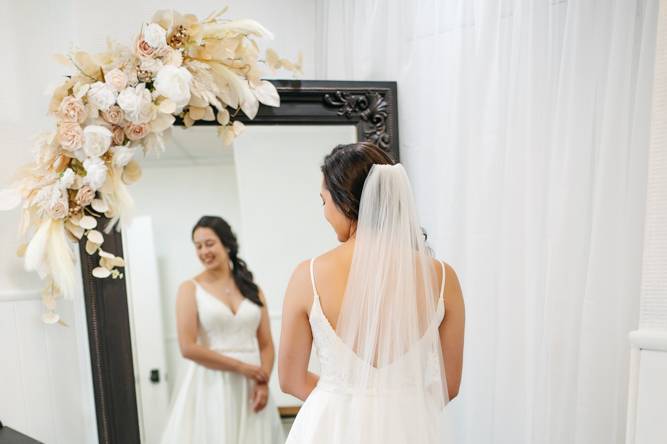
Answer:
[288,243,346,285]
[285,244,350,305]
[316,242,353,267]
[431,259,463,306]
[429,257,461,288]
[284,259,315,312]
[177,278,196,294]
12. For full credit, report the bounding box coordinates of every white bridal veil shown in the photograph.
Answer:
[334,163,451,441]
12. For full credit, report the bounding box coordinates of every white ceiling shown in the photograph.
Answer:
[142,126,235,167]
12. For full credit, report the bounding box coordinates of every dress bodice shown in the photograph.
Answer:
[193,281,261,354]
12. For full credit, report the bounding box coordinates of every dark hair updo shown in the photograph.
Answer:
[192,216,262,307]
[321,142,395,221]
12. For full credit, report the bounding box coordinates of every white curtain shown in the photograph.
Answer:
[316,1,659,443]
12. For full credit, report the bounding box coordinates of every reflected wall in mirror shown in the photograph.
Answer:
[124,125,356,442]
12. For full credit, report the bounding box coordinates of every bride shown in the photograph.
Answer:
[161,216,284,444]
[279,142,465,443]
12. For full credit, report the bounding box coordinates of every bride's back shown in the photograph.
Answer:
[312,240,445,332]
[280,142,463,443]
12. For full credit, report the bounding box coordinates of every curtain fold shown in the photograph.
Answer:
[316,1,659,442]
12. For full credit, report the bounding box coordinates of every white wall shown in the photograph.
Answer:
[233,126,355,315]
[0,281,97,443]
[0,1,316,441]
[635,349,667,444]
[626,1,667,443]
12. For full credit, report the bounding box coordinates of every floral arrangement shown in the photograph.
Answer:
[0,9,300,324]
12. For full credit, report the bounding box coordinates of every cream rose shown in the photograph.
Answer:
[58,122,84,152]
[125,123,150,141]
[101,105,125,125]
[58,96,87,123]
[83,157,108,191]
[117,84,155,123]
[155,65,192,109]
[83,125,112,158]
[161,46,183,67]
[49,196,69,219]
[105,68,128,92]
[87,82,117,112]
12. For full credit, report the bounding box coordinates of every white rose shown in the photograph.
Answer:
[58,168,76,189]
[161,47,183,67]
[111,145,137,168]
[83,157,108,191]
[83,125,112,157]
[105,68,128,92]
[139,57,163,74]
[155,65,192,109]
[143,23,167,49]
[117,84,155,123]
[87,82,117,112]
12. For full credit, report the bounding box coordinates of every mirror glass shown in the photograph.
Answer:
[123,124,357,442]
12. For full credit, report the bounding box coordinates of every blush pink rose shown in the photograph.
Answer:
[136,39,155,57]
[112,126,126,145]
[58,96,87,123]
[101,105,125,125]
[58,122,84,152]
[75,186,95,207]
[125,123,150,141]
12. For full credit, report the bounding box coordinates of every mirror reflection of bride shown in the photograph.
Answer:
[161,216,284,444]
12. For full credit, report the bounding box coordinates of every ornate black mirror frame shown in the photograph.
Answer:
[77,80,399,444]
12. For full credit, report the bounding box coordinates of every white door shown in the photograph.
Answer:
[124,216,170,444]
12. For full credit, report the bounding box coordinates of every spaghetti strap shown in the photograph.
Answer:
[309,258,319,300]
[438,260,446,301]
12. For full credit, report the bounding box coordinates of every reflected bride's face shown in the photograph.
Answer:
[321,179,354,242]
[193,227,229,271]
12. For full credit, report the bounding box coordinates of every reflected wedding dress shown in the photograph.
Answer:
[161,281,284,444]
[286,164,453,444]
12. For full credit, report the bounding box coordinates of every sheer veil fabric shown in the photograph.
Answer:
[334,163,451,436]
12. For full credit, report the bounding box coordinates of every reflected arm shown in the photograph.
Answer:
[256,289,276,379]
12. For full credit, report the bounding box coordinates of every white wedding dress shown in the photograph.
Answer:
[286,164,453,443]
[161,280,284,444]
[285,258,449,444]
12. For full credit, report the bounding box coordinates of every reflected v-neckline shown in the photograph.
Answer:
[194,281,247,317]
